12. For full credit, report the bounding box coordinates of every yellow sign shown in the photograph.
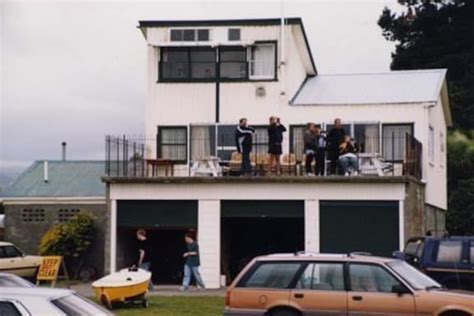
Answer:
[37,256,62,281]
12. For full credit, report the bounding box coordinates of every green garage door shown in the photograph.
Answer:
[320,201,399,257]
[117,200,197,228]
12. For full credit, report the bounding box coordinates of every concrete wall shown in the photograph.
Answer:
[403,180,426,241]
[4,201,107,276]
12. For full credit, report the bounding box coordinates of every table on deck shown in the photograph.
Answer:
[146,159,174,177]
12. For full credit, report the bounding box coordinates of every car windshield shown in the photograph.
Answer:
[0,275,35,288]
[51,294,111,316]
[387,260,441,290]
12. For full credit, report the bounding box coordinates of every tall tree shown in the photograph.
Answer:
[378,0,474,130]
[378,0,474,235]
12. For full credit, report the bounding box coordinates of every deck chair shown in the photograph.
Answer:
[281,153,297,175]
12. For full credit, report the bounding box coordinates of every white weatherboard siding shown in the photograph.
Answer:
[304,200,319,253]
[198,200,220,289]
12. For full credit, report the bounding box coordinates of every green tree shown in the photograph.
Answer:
[378,0,474,234]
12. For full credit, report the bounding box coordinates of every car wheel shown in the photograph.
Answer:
[269,308,300,316]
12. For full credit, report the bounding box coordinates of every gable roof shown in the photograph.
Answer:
[291,69,451,126]
[138,17,317,75]
[1,161,105,198]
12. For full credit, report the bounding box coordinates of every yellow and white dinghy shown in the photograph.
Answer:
[92,268,151,309]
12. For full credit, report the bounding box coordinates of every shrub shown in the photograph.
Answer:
[39,212,96,258]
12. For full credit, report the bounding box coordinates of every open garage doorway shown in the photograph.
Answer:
[221,201,304,282]
[116,200,197,284]
[320,201,399,257]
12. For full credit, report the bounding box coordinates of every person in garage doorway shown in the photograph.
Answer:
[135,228,154,291]
[181,231,205,291]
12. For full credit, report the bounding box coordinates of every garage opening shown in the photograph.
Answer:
[221,201,304,282]
[320,201,399,257]
[116,200,197,284]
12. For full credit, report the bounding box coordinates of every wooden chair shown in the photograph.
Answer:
[281,153,297,175]
[229,152,242,173]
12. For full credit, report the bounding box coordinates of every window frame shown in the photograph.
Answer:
[169,28,211,42]
[295,261,346,291]
[218,46,248,80]
[381,123,414,163]
[159,47,217,82]
[347,262,411,294]
[249,41,278,81]
[157,126,188,164]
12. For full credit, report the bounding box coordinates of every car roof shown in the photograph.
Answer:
[0,241,13,246]
[254,252,396,264]
[0,287,74,299]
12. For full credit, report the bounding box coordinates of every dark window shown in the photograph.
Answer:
[382,124,413,161]
[253,126,269,154]
[158,126,188,163]
[240,262,301,289]
[161,47,215,80]
[217,125,237,161]
[21,208,45,223]
[436,240,463,263]
[183,29,195,41]
[296,263,345,291]
[197,29,210,41]
[190,48,216,79]
[3,246,22,258]
[354,124,380,153]
[170,29,183,41]
[0,302,21,316]
[219,47,247,79]
[349,264,403,293]
[228,28,241,41]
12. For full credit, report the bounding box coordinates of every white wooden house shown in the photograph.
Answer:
[104,18,451,288]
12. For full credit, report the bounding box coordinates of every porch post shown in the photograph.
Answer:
[305,199,320,253]
[110,199,117,273]
[198,200,221,289]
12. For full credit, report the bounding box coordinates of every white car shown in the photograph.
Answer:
[0,287,112,316]
[0,272,35,288]
[0,242,42,279]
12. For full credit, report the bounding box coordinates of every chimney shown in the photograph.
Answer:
[43,161,49,183]
[62,142,67,161]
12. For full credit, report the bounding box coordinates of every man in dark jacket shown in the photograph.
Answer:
[327,118,346,175]
[235,118,255,176]
[267,116,286,175]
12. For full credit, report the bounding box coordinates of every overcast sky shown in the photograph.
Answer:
[0,0,401,174]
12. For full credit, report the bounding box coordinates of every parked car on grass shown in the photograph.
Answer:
[0,241,42,280]
[0,287,112,316]
[224,252,474,316]
[394,235,474,291]
[0,272,35,288]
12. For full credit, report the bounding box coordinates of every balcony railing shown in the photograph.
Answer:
[105,133,422,180]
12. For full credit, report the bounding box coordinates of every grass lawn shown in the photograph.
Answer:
[113,296,224,316]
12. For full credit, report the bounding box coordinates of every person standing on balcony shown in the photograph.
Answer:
[267,116,287,175]
[327,118,346,175]
[304,123,317,176]
[235,118,255,176]
[315,127,327,176]
[181,231,205,291]
[134,228,153,291]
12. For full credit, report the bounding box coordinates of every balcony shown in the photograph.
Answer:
[104,132,423,181]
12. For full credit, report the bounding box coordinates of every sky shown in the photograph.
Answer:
[0,0,401,178]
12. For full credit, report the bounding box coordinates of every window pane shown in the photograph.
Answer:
[296,263,344,291]
[220,48,247,79]
[253,127,269,154]
[4,246,22,258]
[382,124,412,161]
[290,126,305,162]
[197,29,209,41]
[163,49,188,62]
[190,125,216,160]
[350,264,402,293]
[228,28,241,41]
[183,29,195,41]
[354,124,380,153]
[220,49,246,61]
[190,49,215,79]
[0,302,21,316]
[436,241,462,263]
[243,262,301,288]
[250,44,275,78]
[161,49,189,80]
[159,127,187,161]
[161,128,186,144]
[170,29,183,41]
[190,49,215,62]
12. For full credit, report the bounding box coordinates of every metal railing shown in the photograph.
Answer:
[104,133,423,179]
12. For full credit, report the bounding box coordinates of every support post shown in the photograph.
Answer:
[304,199,320,253]
[198,200,221,289]
[110,199,117,273]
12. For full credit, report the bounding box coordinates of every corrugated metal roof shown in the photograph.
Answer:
[292,69,447,105]
[1,161,105,198]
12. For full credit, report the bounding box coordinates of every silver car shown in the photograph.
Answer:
[0,287,112,316]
